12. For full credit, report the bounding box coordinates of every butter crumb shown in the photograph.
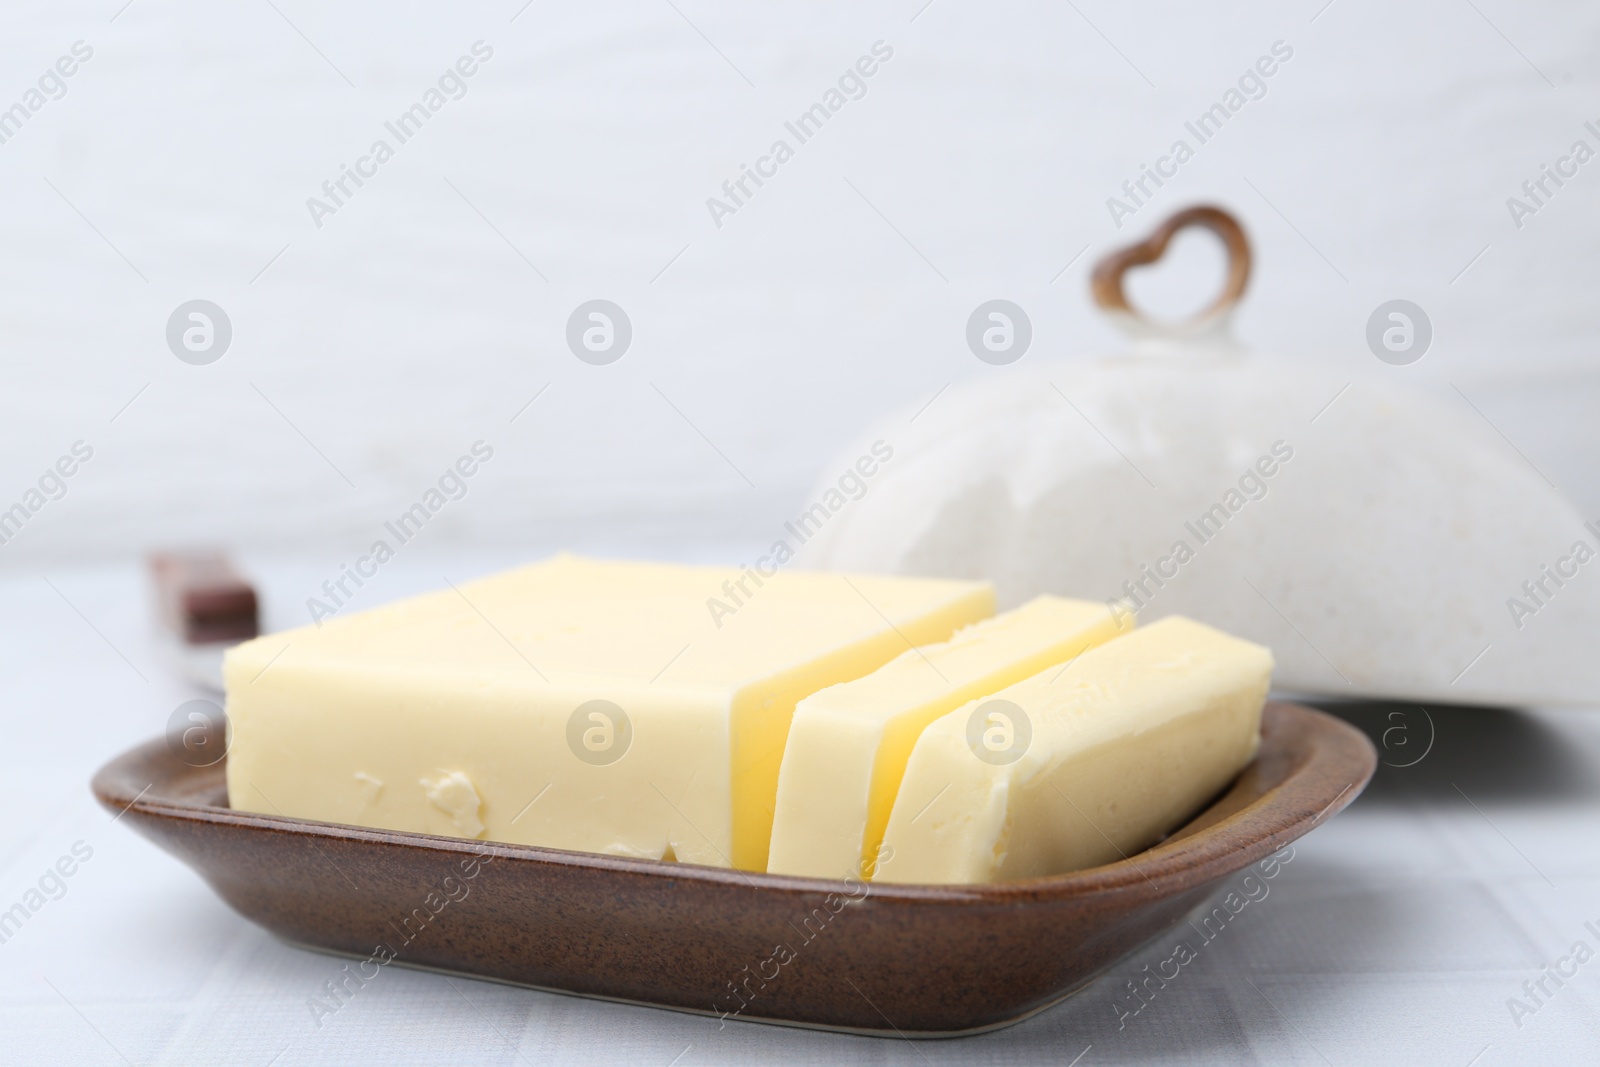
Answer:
[354,772,384,806]
[420,770,485,839]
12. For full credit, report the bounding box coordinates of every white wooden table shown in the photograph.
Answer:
[1,559,1595,1065]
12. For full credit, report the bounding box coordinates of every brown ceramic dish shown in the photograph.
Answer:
[92,701,1373,1036]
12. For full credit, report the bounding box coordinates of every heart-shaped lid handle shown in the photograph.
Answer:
[1090,204,1251,342]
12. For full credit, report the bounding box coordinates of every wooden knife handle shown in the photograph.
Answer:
[148,552,259,644]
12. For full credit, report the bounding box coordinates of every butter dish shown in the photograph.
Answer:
[93,701,1372,1035]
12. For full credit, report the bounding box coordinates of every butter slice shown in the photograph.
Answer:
[766,596,1131,880]
[876,616,1271,885]
[224,555,992,872]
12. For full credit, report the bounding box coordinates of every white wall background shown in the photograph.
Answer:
[2,0,1598,580]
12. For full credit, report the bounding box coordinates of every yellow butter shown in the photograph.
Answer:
[876,616,1271,885]
[224,555,993,871]
[766,596,1131,880]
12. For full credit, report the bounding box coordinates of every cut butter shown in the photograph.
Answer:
[223,555,993,871]
[767,596,1132,880]
[876,616,1271,885]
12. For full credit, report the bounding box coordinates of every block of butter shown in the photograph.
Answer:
[224,555,993,871]
[876,616,1271,885]
[766,596,1132,880]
